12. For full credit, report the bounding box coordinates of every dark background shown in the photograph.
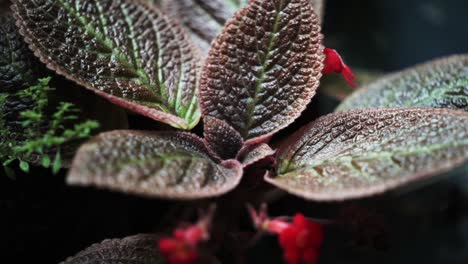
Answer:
[1,0,468,263]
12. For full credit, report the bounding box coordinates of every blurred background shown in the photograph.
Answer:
[1,0,467,263]
[323,0,468,71]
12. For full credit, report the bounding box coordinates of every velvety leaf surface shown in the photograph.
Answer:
[268,108,468,201]
[337,55,468,112]
[238,143,275,167]
[60,234,165,264]
[164,0,325,54]
[163,0,250,54]
[12,0,201,129]
[68,131,243,199]
[204,116,244,160]
[200,0,324,143]
[0,15,44,92]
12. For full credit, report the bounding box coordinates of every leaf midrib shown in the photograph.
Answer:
[56,0,172,110]
[243,0,285,137]
[282,139,468,176]
[281,114,464,174]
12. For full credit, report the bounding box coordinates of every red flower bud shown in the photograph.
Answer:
[322,48,356,87]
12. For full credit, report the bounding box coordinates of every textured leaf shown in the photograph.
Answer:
[68,131,243,199]
[0,15,44,92]
[238,143,275,167]
[204,116,244,160]
[1,15,46,147]
[61,233,219,264]
[164,0,325,54]
[267,108,468,201]
[60,234,165,264]
[337,55,468,112]
[200,0,324,143]
[163,0,250,54]
[12,0,201,129]
[145,0,161,7]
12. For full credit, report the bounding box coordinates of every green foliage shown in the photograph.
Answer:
[0,77,100,175]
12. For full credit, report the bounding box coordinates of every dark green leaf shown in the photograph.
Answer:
[268,108,468,201]
[19,160,29,172]
[200,0,324,143]
[12,0,201,129]
[52,151,61,174]
[68,131,243,199]
[41,155,51,168]
[0,15,45,92]
[337,55,468,112]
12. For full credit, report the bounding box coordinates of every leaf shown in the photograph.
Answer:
[41,155,51,168]
[237,143,275,167]
[12,0,201,129]
[145,0,162,7]
[61,233,219,264]
[204,116,244,160]
[267,108,468,201]
[337,55,468,112]
[68,131,243,199]
[164,0,326,55]
[0,15,44,92]
[200,0,324,143]
[19,160,29,172]
[163,0,250,54]
[52,151,61,174]
[60,234,166,264]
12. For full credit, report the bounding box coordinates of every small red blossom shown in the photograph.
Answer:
[249,205,324,264]
[158,235,199,264]
[322,47,356,87]
[158,206,215,264]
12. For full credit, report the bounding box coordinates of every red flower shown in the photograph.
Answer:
[322,47,356,87]
[249,205,324,264]
[158,206,215,264]
[158,225,204,264]
[274,214,323,264]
